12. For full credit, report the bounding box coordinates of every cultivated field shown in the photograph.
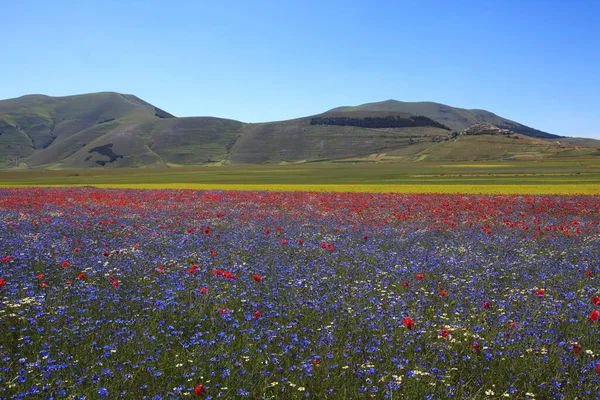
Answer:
[1,188,599,398]
[1,160,600,194]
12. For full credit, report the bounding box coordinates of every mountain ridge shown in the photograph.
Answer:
[330,99,558,139]
[0,92,597,169]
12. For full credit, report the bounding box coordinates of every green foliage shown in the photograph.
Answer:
[88,144,123,166]
[310,115,451,130]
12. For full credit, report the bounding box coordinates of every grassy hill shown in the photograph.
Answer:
[0,93,246,169]
[0,92,596,169]
[0,92,175,168]
[379,133,600,162]
[330,100,561,139]
[230,112,449,164]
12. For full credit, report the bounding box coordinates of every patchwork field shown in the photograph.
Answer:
[1,160,600,194]
[1,188,600,398]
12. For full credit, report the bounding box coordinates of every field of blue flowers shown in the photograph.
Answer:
[1,188,599,399]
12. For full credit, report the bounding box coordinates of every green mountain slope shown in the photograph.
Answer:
[0,92,174,168]
[142,117,244,166]
[27,116,244,169]
[330,100,561,139]
[382,134,599,162]
[230,113,449,164]
[0,92,596,169]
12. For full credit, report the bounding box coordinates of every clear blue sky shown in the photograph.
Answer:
[2,0,599,138]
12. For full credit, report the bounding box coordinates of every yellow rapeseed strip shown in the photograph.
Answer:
[1,183,599,194]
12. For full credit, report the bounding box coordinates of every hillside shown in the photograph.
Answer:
[229,111,450,164]
[0,92,597,169]
[0,92,175,168]
[376,133,600,162]
[330,100,561,139]
[0,93,246,168]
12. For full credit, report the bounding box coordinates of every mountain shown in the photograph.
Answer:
[0,92,243,168]
[0,93,596,169]
[229,111,450,164]
[330,100,560,139]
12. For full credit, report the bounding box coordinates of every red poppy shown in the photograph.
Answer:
[312,358,321,365]
[254,311,261,318]
[441,328,449,338]
[66,280,72,285]
[109,275,115,280]
[593,296,600,306]
[77,273,86,279]
[134,243,139,249]
[472,342,480,352]
[416,273,424,280]
[0,278,5,288]
[403,281,409,287]
[74,248,80,253]
[572,343,581,354]
[61,261,70,268]
[537,289,544,296]
[403,317,414,330]
[482,301,491,309]
[440,290,447,296]
[265,229,270,234]
[219,308,230,314]
[363,235,368,240]
[103,251,110,257]
[281,239,287,245]
[200,287,207,294]
[297,239,303,245]
[597,364,600,374]
[253,274,261,282]
[590,310,599,322]
[112,281,119,287]
[194,384,207,397]
[40,282,48,288]
[587,270,592,277]
[37,274,44,279]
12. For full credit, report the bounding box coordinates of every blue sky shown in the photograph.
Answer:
[2,0,599,138]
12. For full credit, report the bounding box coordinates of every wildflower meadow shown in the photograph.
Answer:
[0,188,599,399]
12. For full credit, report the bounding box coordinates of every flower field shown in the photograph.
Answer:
[1,188,599,399]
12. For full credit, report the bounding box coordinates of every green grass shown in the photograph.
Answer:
[1,160,599,194]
